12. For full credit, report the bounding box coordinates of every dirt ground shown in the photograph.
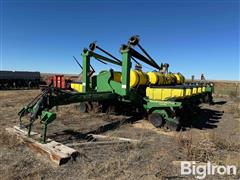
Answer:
[0,89,240,179]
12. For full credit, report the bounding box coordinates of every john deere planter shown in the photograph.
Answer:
[18,35,214,143]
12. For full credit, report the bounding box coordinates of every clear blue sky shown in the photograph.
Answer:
[1,0,239,80]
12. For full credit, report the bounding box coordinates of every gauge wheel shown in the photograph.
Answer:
[148,113,163,128]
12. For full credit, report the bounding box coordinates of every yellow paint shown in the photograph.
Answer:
[71,83,83,93]
[147,72,158,84]
[197,87,202,94]
[202,86,206,92]
[147,72,165,85]
[192,87,198,94]
[173,73,185,84]
[130,70,148,88]
[146,87,185,100]
[185,88,192,96]
[131,71,185,86]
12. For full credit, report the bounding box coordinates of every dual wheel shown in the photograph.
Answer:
[79,102,99,113]
[80,102,181,131]
[148,112,181,131]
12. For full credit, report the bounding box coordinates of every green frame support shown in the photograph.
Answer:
[81,48,133,97]
[120,49,132,96]
[205,84,214,93]
[40,111,56,143]
[82,51,91,93]
[144,99,182,110]
[81,49,122,93]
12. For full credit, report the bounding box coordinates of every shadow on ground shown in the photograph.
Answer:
[49,101,226,142]
[49,114,143,143]
[182,108,224,130]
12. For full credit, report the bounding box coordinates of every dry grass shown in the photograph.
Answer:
[0,131,22,149]
[210,133,240,152]
[177,132,217,162]
[177,131,240,174]
[214,82,239,97]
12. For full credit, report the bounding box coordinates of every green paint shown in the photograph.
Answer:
[96,71,113,92]
[121,49,132,96]
[40,111,56,143]
[82,51,90,93]
[205,84,214,93]
[145,100,182,110]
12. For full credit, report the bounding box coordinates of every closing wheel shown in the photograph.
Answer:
[166,117,181,131]
[106,105,117,115]
[79,102,88,113]
[203,93,210,103]
[148,113,163,128]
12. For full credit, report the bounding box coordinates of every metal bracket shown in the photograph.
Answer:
[40,111,56,143]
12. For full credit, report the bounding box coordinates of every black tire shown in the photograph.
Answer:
[106,105,116,115]
[86,102,93,112]
[79,102,88,113]
[203,94,209,103]
[148,113,163,128]
[203,93,213,104]
[166,117,181,131]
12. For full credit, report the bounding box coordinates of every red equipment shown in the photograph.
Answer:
[53,75,65,89]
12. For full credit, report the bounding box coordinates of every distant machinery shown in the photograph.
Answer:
[0,71,41,89]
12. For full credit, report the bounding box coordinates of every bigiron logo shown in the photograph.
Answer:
[180,161,237,179]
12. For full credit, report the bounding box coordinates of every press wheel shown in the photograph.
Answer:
[79,102,88,113]
[165,117,181,131]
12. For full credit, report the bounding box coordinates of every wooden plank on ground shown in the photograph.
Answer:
[5,126,79,165]
[66,140,131,147]
[66,134,139,147]
[89,134,139,143]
